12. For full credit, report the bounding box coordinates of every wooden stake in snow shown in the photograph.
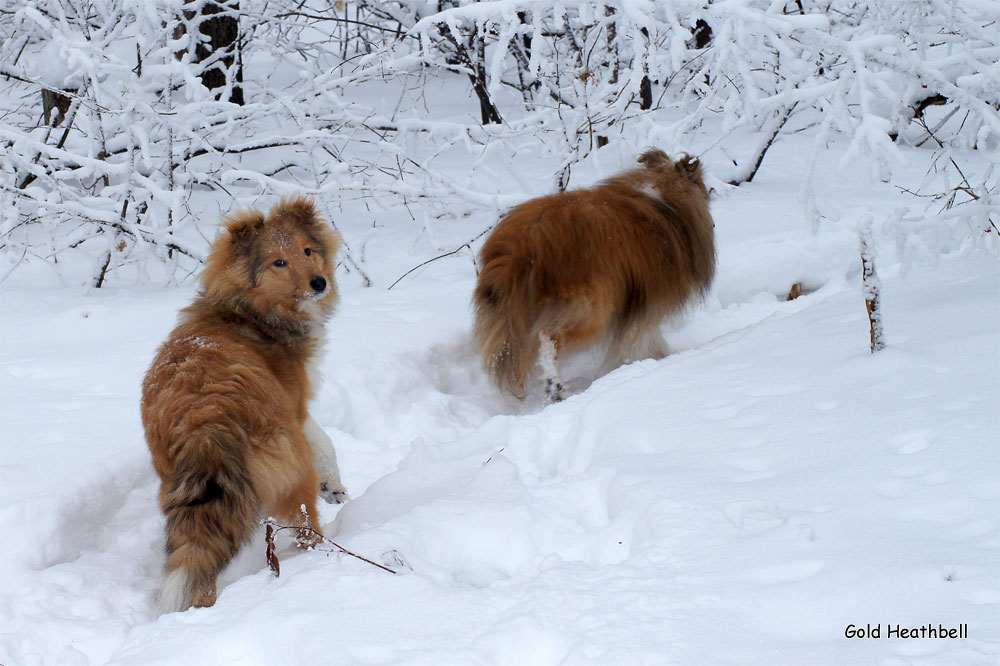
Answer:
[859,215,886,353]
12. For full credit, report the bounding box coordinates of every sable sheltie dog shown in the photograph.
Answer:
[473,150,716,400]
[142,196,347,612]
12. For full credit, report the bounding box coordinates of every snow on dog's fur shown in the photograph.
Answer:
[473,150,716,400]
[142,196,347,612]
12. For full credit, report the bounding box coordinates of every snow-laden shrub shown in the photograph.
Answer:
[1,0,996,286]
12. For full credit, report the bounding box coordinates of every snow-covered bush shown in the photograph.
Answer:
[0,0,397,285]
[1,0,244,284]
[1,0,996,286]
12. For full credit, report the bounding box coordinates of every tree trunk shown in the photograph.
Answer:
[41,88,74,127]
[638,27,652,110]
[180,1,244,105]
[471,34,502,125]
[639,75,652,110]
[605,6,620,84]
[438,25,503,126]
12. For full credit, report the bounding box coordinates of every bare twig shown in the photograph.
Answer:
[387,225,493,290]
[274,11,411,39]
[729,102,798,186]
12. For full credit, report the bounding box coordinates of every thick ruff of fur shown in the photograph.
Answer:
[142,196,343,612]
[473,150,716,397]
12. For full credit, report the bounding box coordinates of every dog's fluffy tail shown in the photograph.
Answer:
[473,250,539,398]
[159,439,259,612]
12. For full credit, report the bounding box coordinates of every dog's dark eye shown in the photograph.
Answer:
[304,248,312,256]
[273,259,287,267]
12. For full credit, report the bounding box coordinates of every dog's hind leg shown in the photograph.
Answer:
[304,416,347,504]
[602,318,670,375]
[539,332,565,403]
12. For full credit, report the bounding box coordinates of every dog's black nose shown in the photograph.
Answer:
[310,276,327,293]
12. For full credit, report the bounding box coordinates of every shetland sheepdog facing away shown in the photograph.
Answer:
[474,150,716,401]
[142,196,347,612]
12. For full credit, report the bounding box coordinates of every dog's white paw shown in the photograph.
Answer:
[545,377,566,403]
[319,480,348,504]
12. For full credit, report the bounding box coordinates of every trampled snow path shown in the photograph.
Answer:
[1,248,996,665]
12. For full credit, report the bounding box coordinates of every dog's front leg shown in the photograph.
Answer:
[304,416,348,504]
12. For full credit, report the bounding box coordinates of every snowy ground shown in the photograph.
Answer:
[1,132,998,665]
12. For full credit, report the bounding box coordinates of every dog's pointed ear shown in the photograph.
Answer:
[637,149,670,170]
[676,154,702,181]
[222,210,266,254]
[200,209,267,292]
[271,196,319,227]
[225,210,266,238]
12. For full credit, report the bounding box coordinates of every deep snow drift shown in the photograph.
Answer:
[1,137,998,665]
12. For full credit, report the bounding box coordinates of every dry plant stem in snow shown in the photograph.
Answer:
[265,520,280,578]
[264,521,398,576]
[860,215,886,354]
